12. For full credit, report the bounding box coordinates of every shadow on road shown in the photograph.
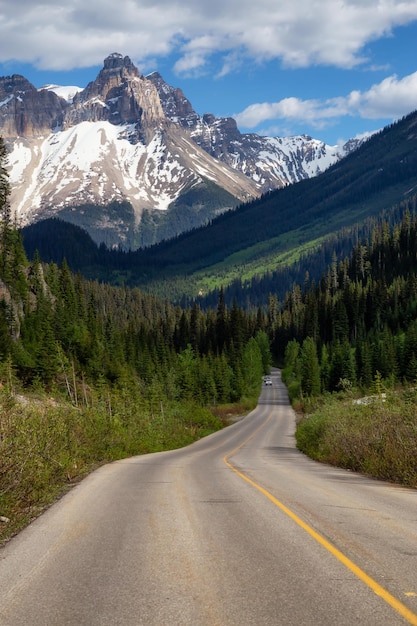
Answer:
[257,394,290,406]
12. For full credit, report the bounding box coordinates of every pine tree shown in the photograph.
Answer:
[0,137,13,283]
[35,320,60,388]
[356,340,373,389]
[0,299,13,359]
[229,299,246,353]
[329,341,356,391]
[319,344,331,392]
[213,353,233,403]
[176,343,196,399]
[215,287,227,352]
[255,330,272,374]
[0,137,10,218]
[300,337,321,396]
[242,337,263,394]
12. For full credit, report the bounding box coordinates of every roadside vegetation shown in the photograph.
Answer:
[0,267,267,544]
[0,321,265,545]
[0,380,230,542]
[287,384,417,488]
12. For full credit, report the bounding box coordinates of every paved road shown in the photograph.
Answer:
[1,370,417,625]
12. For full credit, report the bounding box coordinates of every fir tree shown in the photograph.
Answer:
[300,337,321,396]
[0,137,13,284]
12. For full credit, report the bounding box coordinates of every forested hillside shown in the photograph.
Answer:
[275,208,417,389]
[267,208,417,487]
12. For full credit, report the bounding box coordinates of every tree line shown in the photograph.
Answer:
[0,248,271,406]
[277,208,417,398]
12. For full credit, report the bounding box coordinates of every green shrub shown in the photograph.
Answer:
[295,391,417,487]
[286,379,301,405]
[295,413,329,460]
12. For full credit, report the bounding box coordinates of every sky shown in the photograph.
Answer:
[0,0,416,146]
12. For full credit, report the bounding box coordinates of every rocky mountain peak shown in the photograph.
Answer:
[0,74,66,137]
[0,53,165,140]
[62,53,165,132]
[103,52,138,72]
[147,71,199,129]
[83,53,141,97]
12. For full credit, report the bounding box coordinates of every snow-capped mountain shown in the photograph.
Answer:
[148,71,357,190]
[0,53,358,248]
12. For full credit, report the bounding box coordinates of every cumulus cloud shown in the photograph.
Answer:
[357,72,417,117]
[234,71,417,130]
[0,0,416,73]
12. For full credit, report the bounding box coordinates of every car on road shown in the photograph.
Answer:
[264,376,272,386]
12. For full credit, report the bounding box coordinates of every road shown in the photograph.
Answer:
[0,370,416,625]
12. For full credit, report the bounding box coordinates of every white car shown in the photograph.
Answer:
[264,376,272,386]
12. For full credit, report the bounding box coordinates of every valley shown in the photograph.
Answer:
[20,108,417,306]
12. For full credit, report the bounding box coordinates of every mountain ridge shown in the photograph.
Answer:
[147,70,359,189]
[1,53,357,248]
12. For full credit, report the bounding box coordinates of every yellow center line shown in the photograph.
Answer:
[223,392,417,626]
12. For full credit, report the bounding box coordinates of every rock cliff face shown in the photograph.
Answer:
[61,55,166,140]
[0,55,167,138]
[0,52,358,248]
[0,74,66,136]
[147,72,200,128]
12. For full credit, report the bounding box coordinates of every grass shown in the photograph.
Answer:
[192,235,326,293]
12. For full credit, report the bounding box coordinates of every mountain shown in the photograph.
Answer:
[1,53,355,249]
[147,71,357,190]
[21,107,417,306]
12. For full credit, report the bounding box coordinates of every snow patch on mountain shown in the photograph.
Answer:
[7,118,255,228]
[147,71,353,193]
[40,84,83,103]
[8,121,193,222]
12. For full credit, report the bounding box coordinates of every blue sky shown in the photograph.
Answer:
[0,0,416,146]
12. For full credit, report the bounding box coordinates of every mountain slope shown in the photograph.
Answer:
[104,109,417,277]
[8,122,256,245]
[1,53,356,248]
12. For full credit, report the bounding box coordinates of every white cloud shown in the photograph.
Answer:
[0,0,416,73]
[357,72,417,117]
[234,71,417,130]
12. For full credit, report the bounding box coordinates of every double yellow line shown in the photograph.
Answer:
[223,408,417,625]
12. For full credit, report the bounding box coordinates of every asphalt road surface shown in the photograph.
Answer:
[1,370,417,625]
